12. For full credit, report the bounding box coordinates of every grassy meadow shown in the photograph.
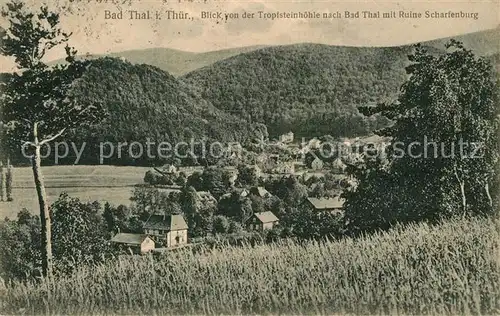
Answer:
[1,216,498,315]
[0,164,325,220]
[0,165,151,219]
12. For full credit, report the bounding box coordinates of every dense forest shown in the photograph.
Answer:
[181,44,419,137]
[69,58,258,164]
[182,39,500,139]
[2,58,255,165]
[2,34,499,165]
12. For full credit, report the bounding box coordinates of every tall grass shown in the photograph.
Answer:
[1,217,499,315]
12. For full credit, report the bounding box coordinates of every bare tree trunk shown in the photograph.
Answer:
[6,157,13,201]
[31,123,53,278]
[454,165,467,216]
[485,181,493,209]
[0,161,4,202]
[459,182,466,216]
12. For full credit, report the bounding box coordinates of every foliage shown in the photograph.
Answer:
[0,1,103,157]
[186,167,233,200]
[178,186,215,237]
[212,215,230,234]
[102,203,141,234]
[265,175,307,207]
[344,41,500,233]
[50,194,112,275]
[186,171,203,190]
[130,186,181,222]
[217,191,253,224]
[2,217,498,315]
[280,205,343,240]
[227,220,243,234]
[0,0,104,277]
[236,164,259,187]
[0,209,41,280]
[55,57,253,165]
[181,44,409,137]
[0,195,113,280]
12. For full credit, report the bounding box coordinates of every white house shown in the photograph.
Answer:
[144,214,188,248]
[111,233,155,254]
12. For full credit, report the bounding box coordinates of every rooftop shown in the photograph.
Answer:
[111,233,150,245]
[307,196,345,210]
[198,191,216,200]
[253,211,279,223]
[144,214,188,231]
[249,186,272,198]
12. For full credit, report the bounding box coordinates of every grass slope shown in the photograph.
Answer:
[1,217,499,315]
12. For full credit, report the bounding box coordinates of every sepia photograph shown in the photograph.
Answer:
[0,0,499,314]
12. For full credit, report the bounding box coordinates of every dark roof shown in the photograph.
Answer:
[111,233,150,245]
[307,197,345,210]
[144,214,188,231]
[249,186,271,197]
[253,211,279,223]
[197,191,216,200]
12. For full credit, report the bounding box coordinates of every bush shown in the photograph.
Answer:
[212,215,230,234]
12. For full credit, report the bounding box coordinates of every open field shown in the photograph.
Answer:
[1,217,498,315]
[0,165,151,219]
[0,164,329,220]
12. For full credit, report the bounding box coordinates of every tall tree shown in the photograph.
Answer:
[0,162,4,202]
[236,164,259,187]
[5,157,13,201]
[345,41,500,233]
[0,1,102,276]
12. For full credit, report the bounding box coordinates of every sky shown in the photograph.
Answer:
[0,0,498,72]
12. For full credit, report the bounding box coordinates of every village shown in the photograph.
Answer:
[110,132,389,254]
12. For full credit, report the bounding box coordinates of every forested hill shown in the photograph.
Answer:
[181,44,413,137]
[63,57,253,164]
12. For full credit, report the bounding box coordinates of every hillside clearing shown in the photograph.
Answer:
[1,217,498,315]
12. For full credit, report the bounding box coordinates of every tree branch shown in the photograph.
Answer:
[39,128,66,145]
[21,140,36,147]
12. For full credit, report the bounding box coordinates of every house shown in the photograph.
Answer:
[349,135,390,154]
[247,211,279,231]
[144,214,188,248]
[305,196,345,215]
[309,157,324,170]
[111,233,155,254]
[279,131,294,143]
[155,164,177,174]
[233,186,271,199]
[331,157,347,174]
[249,186,272,198]
[224,166,239,185]
[237,188,250,198]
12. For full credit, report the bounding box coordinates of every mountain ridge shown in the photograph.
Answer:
[49,28,499,77]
